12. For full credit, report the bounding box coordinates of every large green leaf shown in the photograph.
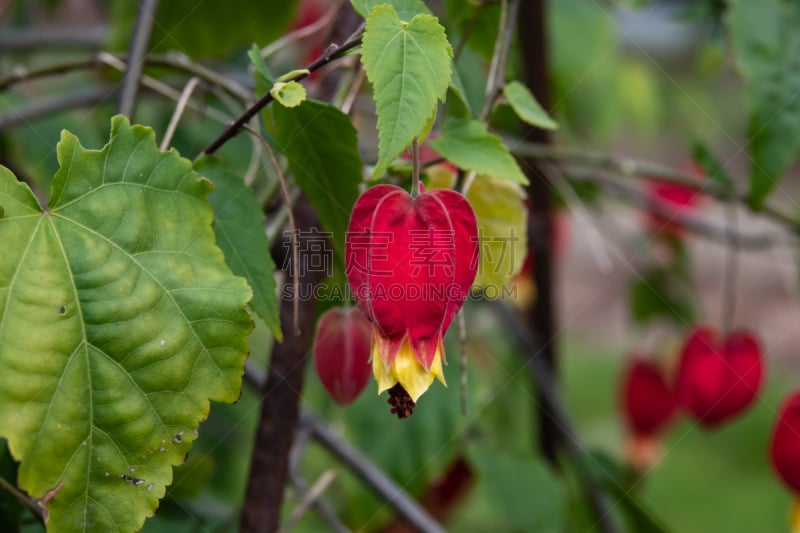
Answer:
[197,157,281,341]
[361,5,453,178]
[429,118,528,184]
[110,0,298,59]
[0,116,252,531]
[271,99,362,257]
[351,0,430,20]
[729,0,800,208]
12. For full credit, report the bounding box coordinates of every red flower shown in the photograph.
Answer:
[770,391,800,494]
[674,327,763,427]
[345,184,478,414]
[313,306,372,406]
[621,357,676,439]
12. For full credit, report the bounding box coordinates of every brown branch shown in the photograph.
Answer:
[239,197,325,533]
[202,25,365,155]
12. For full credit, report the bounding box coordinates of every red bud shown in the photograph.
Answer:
[770,391,800,494]
[313,306,372,406]
[621,356,676,439]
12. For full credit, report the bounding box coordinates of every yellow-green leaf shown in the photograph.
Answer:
[503,81,557,130]
[270,80,307,108]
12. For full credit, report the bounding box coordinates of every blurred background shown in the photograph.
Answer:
[2,0,799,531]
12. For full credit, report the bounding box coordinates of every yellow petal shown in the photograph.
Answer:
[371,334,448,402]
[791,497,800,533]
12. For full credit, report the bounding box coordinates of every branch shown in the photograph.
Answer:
[300,410,446,533]
[260,0,343,59]
[0,87,113,130]
[0,475,44,525]
[239,197,325,533]
[583,172,789,249]
[202,24,365,155]
[509,140,800,236]
[493,303,622,533]
[0,26,107,50]
[0,52,250,101]
[117,0,160,118]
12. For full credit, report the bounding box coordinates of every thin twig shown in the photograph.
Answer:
[0,475,44,524]
[479,0,520,121]
[458,310,468,415]
[244,125,300,335]
[721,202,740,335]
[509,139,800,236]
[0,25,107,50]
[0,87,113,130]
[340,66,366,115]
[411,138,421,197]
[117,0,160,118]
[202,23,365,155]
[493,303,622,533]
[299,410,446,533]
[0,52,250,101]
[160,77,201,150]
[260,0,343,59]
[280,470,338,533]
[580,172,788,249]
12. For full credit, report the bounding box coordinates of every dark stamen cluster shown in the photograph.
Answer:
[387,384,415,419]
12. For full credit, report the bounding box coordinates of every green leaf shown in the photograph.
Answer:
[111,0,299,59]
[270,100,362,256]
[429,118,528,184]
[196,156,282,341]
[270,81,307,108]
[0,116,252,531]
[248,44,273,95]
[729,0,800,208]
[503,81,558,130]
[351,0,430,20]
[361,5,453,178]
[446,68,473,119]
[691,141,732,189]
[629,262,694,327]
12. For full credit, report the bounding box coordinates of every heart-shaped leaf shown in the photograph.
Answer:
[361,5,452,178]
[0,116,252,531]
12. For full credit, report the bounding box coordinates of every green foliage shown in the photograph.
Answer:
[111,0,298,59]
[629,260,695,327]
[729,0,800,208]
[464,448,566,532]
[0,117,252,531]
[270,81,307,108]
[503,81,558,130]
[444,0,501,59]
[361,5,453,178]
[350,0,430,20]
[248,44,274,94]
[197,157,282,341]
[692,141,732,189]
[270,99,363,257]
[429,118,528,184]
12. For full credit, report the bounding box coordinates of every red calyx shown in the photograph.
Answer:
[674,327,763,428]
[313,306,372,406]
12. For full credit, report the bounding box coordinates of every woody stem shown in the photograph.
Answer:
[411,137,421,198]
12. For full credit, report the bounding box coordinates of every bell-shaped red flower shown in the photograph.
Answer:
[345,184,478,414]
[313,306,372,406]
[770,392,800,531]
[620,356,676,469]
[674,327,763,428]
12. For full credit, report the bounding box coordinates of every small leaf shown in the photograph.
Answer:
[692,141,732,189]
[429,118,528,184]
[270,81,307,108]
[248,43,273,94]
[361,5,452,178]
[503,81,558,130]
[0,116,252,531]
[351,0,430,20]
[275,69,311,83]
[629,263,694,326]
[447,68,472,119]
[197,156,282,340]
[729,0,800,208]
[270,99,362,257]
